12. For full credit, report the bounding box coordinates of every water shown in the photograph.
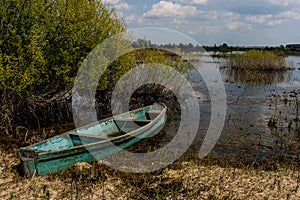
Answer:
[159,55,300,165]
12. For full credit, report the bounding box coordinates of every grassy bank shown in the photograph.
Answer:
[1,149,300,199]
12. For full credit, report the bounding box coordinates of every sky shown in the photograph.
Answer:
[103,0,300,46]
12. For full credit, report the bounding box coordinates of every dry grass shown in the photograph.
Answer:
[1,149,300,200]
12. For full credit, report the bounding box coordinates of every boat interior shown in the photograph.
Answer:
[23,105,164,151]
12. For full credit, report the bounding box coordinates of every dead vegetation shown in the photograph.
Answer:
[1,149,300,200]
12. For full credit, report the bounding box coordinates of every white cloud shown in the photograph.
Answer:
[189,25,219,35]
[144,1,197,18]
[103,0,132,10]
[227,21,252,30]
[192,0,209,5]
[171,18,189,25]
[103,0,118,4]
[125,15,144,24]
[174,0,209,5]
[205,10,240,20]
[223,11,240,19]
[266,19,287,26]
[204,11,219,19]
[265,0,290,6]
[125,15,135,22]
[247,14,273,24]
[265,0,300,7]
[246,12,295,26]
[279,9,300,19]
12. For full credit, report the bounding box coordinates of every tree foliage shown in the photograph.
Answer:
[0,0,125,96]
[0,0,192,132]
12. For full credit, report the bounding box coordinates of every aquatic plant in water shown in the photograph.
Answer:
[227,50,289,71]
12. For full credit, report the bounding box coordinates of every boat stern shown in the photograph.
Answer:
[17,149,37,176]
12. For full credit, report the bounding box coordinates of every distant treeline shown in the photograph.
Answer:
[132,39,300,55]
[286,44,300,50]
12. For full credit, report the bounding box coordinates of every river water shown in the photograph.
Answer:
[148,54,300,166]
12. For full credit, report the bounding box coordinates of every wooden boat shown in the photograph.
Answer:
[17,104,167,176]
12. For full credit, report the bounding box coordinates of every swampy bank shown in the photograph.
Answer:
[1,53,300,199]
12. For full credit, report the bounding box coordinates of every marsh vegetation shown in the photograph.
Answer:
[227,50,290,71]
[1,1,300,199]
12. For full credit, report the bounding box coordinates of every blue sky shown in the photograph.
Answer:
[104,0,300,46]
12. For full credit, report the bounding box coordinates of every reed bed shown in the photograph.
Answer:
[227,50,290,71]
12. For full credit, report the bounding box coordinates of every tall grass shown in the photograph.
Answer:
[228,50,289,71]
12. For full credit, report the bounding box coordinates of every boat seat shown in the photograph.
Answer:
[69,133,108,139]
[145,110,161,120]
[147,110,162,113]
[114,119,152,130]
[69,133,108,146]
[114,119,152,123]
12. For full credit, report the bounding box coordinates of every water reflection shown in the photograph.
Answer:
[222,68,290,85]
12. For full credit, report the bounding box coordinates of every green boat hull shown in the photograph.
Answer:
[17,104,167,176]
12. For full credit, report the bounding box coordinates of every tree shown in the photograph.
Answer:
[0,0,126,131]
[0,0,125,96]
[222,43,228,48]
[0,0,192,133]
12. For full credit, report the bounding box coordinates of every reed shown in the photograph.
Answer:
[227,50,289,71]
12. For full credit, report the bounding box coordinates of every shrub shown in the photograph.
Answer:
[0,0,125,96]
[0,0,126,132]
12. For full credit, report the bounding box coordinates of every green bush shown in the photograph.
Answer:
[0,0,192,133]
[0,0,125,96]
[0,0,130,132]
